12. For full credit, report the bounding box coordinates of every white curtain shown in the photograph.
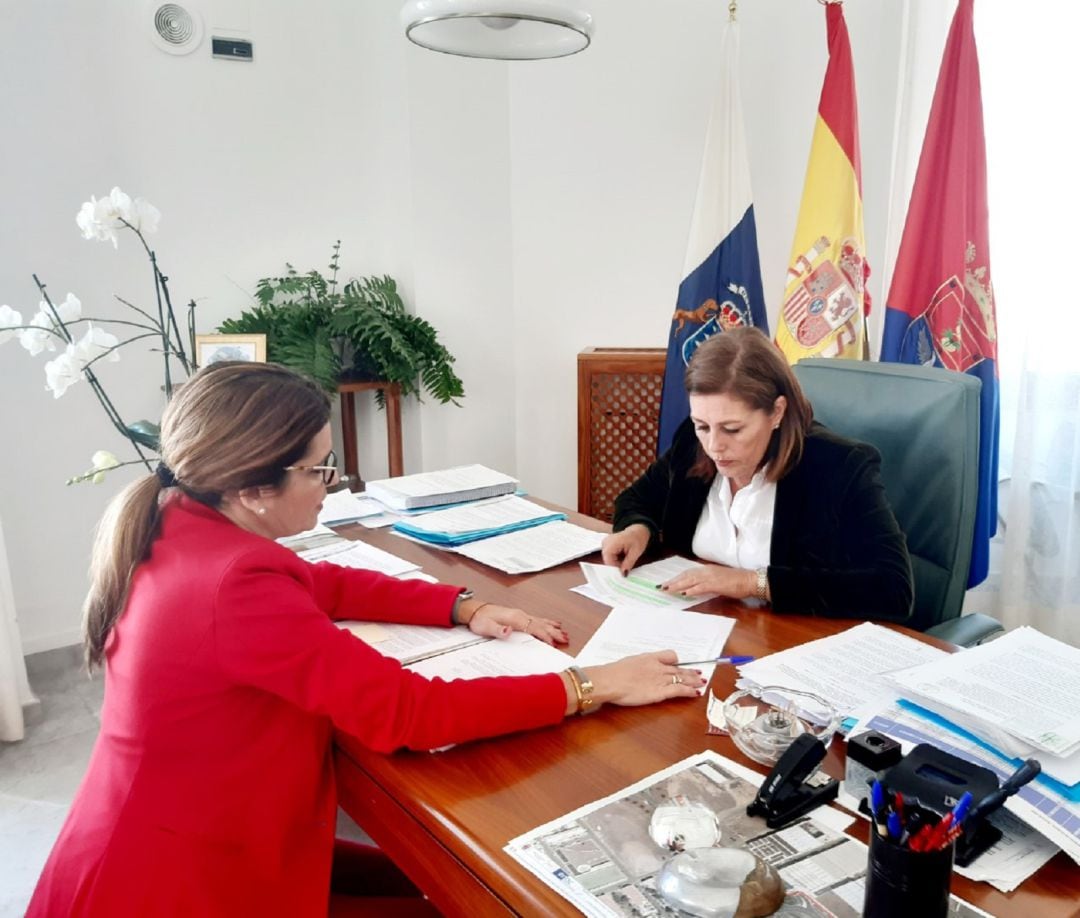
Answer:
[1,513,35,741]
[887,1,1080,646]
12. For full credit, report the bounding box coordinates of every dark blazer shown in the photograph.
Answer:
[613,419,913,622]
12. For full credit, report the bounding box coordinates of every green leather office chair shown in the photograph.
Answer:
[792,359,1003,646]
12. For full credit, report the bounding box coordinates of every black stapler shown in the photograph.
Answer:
[747,733,839,828]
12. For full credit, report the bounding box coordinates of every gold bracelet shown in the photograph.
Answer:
[568,665,598,714]
[565,667,586,714]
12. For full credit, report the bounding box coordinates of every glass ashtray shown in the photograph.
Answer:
[719,685,840,766]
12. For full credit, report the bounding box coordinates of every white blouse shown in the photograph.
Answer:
[691,468,776,570]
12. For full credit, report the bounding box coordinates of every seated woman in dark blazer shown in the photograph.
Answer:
[601,328,913,621]
[29,362,704,918]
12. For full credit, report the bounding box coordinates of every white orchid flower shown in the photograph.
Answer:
[130,197,161,234]
[18,310,59,355]
[89,450,121,484]
[44,346,83,398]
[76,197,120,247]
[75,187,159,246]
[55,292,82,323]
[73,324,120,366]
[0,304,23,345]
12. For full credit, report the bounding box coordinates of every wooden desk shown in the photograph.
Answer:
[337,380,404,486]
[333,510,1078,917]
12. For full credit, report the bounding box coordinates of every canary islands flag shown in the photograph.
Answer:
[658,20,767,454]
[774,1,870,363]
[880,0,998,587]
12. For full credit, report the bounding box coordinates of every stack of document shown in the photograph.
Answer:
[317,489,385,526]
[392,496,565,547]
[734,622,950,727]
[870,626,1080,865]
[365,464,517,510]
[452,520,606,574]
[297,539,420,578]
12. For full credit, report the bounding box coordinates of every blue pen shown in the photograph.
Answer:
[675,655,756,666]
[887,810,903,841]
[870,780,887,836]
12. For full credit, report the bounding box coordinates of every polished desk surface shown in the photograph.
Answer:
[333,508,1079,918]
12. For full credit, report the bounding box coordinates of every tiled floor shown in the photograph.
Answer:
[0,645,99,917]
[0,645,370,917]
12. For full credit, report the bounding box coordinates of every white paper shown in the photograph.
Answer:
[406,631,574,679]
[365,464,517,508]
[579,562,714,610]
[575,605,735,686]
[886,626,1080,758]
[339,621,486,665]
[317,490,384,525]
[736,622,949,718]
[297,540,419,578]
[396,495,557,535]
[452,520,605,574]
[276,523,340,552]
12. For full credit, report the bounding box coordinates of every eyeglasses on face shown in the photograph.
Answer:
[283,449,338,485]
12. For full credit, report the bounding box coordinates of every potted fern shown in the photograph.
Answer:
[218,242,464,402]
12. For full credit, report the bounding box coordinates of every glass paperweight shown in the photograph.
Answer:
[720,685,840,766]
[648,798,722,851]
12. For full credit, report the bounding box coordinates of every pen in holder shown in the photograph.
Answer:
[863,806,954,918]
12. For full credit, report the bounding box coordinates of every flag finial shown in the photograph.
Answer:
[728,0,737,22]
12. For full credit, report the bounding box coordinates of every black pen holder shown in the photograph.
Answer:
[863,827,954,918]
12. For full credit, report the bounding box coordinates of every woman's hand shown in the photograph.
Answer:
[660,564,757,599]
[568,651,705,713]
[600,524,651,575]
[463,601,568,646]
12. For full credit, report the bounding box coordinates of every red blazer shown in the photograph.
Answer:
[28,497,566,917]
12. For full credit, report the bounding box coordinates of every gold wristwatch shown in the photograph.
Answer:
[755,567,769,602]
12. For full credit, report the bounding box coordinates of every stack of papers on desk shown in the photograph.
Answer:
[317,490,385,526]
[338,620,487,665]
[365,464,517,510]
[297,539,420,578]
[392,496,564,547]
[451,520,605,574]
[734,622,949,727]
[861,626,1080,865]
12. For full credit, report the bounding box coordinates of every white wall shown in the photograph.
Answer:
[0,0,912,652]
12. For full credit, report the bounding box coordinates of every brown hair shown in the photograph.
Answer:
[684,327,813,482]
[83,361,331,669]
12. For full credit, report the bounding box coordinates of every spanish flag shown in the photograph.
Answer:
[775,1,869,363]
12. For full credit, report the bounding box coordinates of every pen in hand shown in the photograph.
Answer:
[674,655,755,666]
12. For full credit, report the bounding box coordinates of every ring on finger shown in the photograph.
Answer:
[524,617,533,633]
[671,674,680,686]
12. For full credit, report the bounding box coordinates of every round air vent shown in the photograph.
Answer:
[148,2,204,55]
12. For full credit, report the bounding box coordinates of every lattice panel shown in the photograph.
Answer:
[587,371,663,522]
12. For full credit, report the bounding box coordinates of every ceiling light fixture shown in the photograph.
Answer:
[401,0,594,60]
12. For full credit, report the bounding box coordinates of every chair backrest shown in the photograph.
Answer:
[577,347,666,522]
[792,359,981,631]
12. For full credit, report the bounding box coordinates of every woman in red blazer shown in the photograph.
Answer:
[28,362,703,918]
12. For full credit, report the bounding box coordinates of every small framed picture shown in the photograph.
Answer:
[194,333,267,367]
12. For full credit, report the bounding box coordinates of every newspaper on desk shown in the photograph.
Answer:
[505,750,991,918]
